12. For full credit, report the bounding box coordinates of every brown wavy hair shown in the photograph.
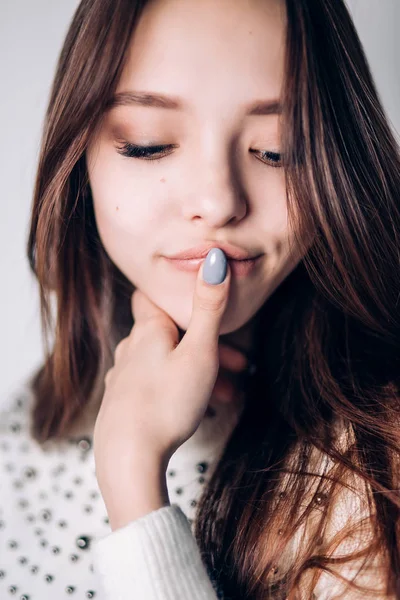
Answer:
[26,0,400,597]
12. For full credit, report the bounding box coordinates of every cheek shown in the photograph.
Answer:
[89,158,160,244]
[87,152,164,273]
[256,173,289,240]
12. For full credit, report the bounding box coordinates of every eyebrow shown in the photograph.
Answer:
[106,90,282,116]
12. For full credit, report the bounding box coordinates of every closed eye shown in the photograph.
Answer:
[249,149,283,168]
[116,142,283,168]
[116,142,176,163]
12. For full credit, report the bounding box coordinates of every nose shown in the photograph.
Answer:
[181,149,248,228]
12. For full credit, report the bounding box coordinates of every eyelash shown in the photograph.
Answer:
[116,142,283,168]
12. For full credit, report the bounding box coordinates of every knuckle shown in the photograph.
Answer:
[132,316,158,341]
[145,314,168,329]
[197,293,225,313]
[135,315,174,342]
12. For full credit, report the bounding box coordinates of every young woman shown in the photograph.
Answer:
[1,0,400,598]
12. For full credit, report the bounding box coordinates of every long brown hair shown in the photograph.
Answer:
[26,0,400,597]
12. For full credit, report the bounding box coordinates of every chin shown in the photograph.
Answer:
[140,285,253,339]
[173,308,248,339]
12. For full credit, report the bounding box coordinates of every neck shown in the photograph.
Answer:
[219,314,259,361]
[177,309,260,361]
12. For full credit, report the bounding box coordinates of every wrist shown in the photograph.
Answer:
[103,453,171,532]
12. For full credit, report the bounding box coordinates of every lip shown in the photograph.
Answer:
[164,255,263,277]
[166,241,262,261]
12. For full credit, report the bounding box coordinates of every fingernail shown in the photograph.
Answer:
[203,248,228,285]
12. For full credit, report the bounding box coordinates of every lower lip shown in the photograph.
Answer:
[164,255,263,277]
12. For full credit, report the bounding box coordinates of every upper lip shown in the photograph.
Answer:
[165,242,262,261]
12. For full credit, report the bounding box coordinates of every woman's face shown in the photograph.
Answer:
[86,0,302,335]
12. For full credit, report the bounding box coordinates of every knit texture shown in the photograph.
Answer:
[93,504,219,599]
[0,375,240,599]
[0,375,388,599]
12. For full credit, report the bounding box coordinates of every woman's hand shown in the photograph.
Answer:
[93,251,248,528]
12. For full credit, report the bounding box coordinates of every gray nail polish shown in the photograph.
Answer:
[203,248,227,285]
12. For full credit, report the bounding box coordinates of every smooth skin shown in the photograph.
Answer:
[94,260,234,530]
[90,0,303,531]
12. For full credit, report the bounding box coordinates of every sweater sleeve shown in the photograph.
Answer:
[92,503,220,600]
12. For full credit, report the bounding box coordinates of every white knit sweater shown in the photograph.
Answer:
[0,375,388,599]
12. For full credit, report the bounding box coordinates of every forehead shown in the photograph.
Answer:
[116,0,287,118]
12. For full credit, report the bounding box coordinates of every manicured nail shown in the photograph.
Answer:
[203,248,227,285]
